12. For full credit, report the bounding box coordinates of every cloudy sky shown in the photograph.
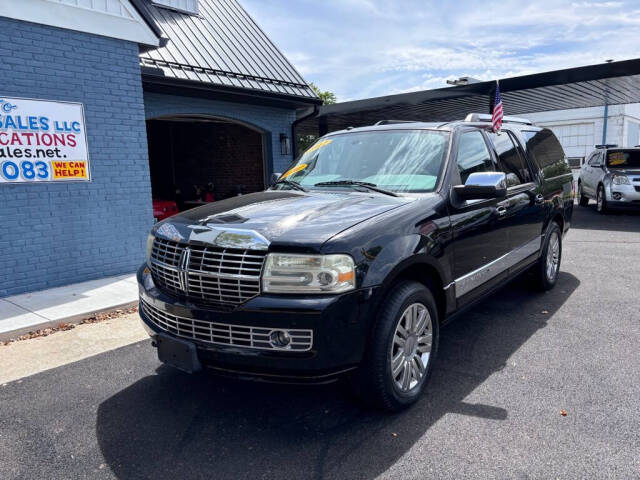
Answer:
[242,0,640,101]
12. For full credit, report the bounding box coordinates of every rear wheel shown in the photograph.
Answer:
[353,281,439,411]
[596,184,608,214]
[577,182,589,206]
[534,222,562,291]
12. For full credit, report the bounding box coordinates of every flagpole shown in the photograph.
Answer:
[489,80,498,115]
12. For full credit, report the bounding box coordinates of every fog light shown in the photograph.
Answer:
[612,192,622,200]
[269,330,291,348]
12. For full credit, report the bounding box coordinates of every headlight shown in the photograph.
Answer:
[612,174,630,185]
[262,253,356,294]
[146,234,155,264]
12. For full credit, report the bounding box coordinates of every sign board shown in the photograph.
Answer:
[0,97,90,184]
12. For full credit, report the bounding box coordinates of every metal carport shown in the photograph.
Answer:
[295,58,640,144]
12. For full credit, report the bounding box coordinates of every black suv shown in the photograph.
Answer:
[138,114,573,411]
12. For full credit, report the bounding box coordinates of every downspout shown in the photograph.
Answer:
[291,105,319,159]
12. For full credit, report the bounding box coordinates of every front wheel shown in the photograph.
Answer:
[596,185,608,214]
[534,222,562,291]
[353,281,439,411]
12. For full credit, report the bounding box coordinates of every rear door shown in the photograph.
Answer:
[486,130,543,260]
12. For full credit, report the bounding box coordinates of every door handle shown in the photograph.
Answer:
[496,206,507,216]
[534,194,544,204]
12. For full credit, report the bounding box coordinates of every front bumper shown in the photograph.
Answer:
[607,183,640,208]
[137,264,377,382]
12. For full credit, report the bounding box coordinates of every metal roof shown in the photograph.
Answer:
[139,0,318,103]
[297,59,640,135]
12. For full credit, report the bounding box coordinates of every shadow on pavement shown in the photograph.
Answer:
[571,202,640,233]
[96,272,579,480]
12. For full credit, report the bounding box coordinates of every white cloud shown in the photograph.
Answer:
[242,0,640,100]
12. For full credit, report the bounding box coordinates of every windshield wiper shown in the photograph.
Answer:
[272,179,308,192]
[314,180,399,197]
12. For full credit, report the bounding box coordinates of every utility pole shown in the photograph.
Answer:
[602,59,614,144]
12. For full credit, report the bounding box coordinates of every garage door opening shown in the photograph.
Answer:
[146,115,267,220]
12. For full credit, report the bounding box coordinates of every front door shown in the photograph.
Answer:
[582,151,602,196]
[449,130,511,304]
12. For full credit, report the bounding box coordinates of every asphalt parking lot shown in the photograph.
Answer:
[1,204,639,480]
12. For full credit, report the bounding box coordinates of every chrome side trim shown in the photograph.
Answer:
[453,236,542,298]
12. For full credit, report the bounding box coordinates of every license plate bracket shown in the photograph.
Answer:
[156,333,202,373]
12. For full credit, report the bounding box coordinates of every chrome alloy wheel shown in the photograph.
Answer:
[390,302,433,392]
[546,231,560,281]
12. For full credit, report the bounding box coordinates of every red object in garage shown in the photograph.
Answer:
[153,199,178,222]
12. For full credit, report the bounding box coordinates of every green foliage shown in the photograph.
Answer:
[309,82,337,105]
[297,134,318,154]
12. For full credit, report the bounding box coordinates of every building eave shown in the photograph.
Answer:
[142,71,323,110]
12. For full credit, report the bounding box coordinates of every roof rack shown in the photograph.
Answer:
[464,113,533,125]
[374,120,418,126]
[595,144,618,149]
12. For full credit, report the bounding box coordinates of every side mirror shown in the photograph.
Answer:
[269,172,282,186]
[452,172,507,201]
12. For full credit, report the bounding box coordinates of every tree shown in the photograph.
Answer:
[309,82,336,105]
[296,83,337,155]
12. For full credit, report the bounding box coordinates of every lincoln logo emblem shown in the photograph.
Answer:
[178,247,191,292]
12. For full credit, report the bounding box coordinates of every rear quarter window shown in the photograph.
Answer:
[522,129,568,178]
[522,128,567,174]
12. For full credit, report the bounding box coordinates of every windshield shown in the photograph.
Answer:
[606,150,640,169]
[281,130,450,193]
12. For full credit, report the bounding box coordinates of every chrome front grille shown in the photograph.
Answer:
[141,299,313,351]
[150,237,266,308]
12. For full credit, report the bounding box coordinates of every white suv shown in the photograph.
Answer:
[577,147,640,213]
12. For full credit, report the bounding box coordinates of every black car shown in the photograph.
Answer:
[138,113,573,411]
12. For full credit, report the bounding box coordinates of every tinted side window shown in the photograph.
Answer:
[523,129,565,169]
[487,131,531,187]
[456,131,494,184]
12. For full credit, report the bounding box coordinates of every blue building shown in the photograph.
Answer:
[0,0,319,297]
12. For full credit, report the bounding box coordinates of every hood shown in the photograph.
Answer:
[153,190,413,251]
[612,168,640,175]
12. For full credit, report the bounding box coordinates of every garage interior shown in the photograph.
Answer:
[146,116,266,211]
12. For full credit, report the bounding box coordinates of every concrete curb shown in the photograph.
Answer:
[0,300,139,342]
[0,274,139,342]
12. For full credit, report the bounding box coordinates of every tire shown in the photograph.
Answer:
[577,182,589,207]
[352,281,439,412]
[534,222,562,291]
[596,184,608,214]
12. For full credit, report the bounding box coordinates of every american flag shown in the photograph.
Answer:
[491,81,503,132]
